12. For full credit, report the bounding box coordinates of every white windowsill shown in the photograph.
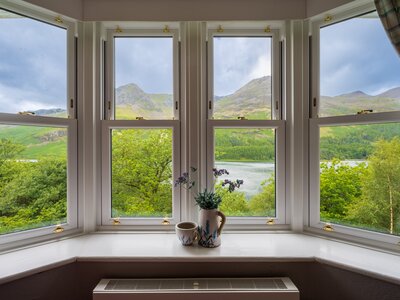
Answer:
[1,232,400,285]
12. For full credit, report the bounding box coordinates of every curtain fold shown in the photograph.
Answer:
[375,0,400,55]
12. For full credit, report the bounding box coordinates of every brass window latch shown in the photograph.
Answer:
[323,223,334,232]
[266,219,275,225]
[112,218,121,225]
[357,109,373,114]
[18,111,35,116]
[53,224,64,233]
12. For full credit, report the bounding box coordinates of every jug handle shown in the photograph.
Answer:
[217,211,226,236]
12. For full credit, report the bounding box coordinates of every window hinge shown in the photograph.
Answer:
[357,109,373,115]
[112,218,121,225]
[266,219,275,225]
[18,111,35,116]
[323,223,334,232]
[135,116,145,120]
[70,99,74,108]
[161,217,170,225]
[237,116,247,120]
[53,224,64,233]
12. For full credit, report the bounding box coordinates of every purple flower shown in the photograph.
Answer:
[212,168,229,177]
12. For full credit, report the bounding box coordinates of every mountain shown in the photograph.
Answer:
[213,76,272,119]
[377,87,400,99]
[115,83,173,119]
[321,87,400,117]
[33,108,67,117]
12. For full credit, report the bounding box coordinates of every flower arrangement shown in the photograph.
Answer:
[174,167,243,210]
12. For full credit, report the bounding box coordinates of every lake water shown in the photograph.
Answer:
[215,161,274,199]
[215,160,366,199]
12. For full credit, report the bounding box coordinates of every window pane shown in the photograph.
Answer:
[111,128,173,217]
[114,37,174,120]
[214,128,275,217]
[213,37,272,120]
[320,123,400,235]
[319,12,400,117]
[0,9,68,117]
[0,124,68,235]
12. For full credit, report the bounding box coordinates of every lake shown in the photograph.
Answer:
[215,161,274,199]
[215,160,366,199]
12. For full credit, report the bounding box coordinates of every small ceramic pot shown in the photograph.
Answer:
[175,221,198,246]
[198,209,226,248]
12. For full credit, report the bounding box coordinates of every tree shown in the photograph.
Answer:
[248,177,275,216]
[320,159,367,222]
[217,183,249,216]
[111,129,173,217]
[347,138,400,234]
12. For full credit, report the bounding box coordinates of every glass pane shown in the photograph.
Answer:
[0,124,68,235]
[114,37,174,120]
[214,128,275,217]
[320,12,400,117]
[320,123,400,235]
[111,128,173,217]
[0,9,68,117]
[213,37,272,120]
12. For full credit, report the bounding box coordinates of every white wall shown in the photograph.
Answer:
[306,0,355,17]
[23,0,83,19]
[82,0,306,21]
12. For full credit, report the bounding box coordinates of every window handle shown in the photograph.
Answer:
[18,111,35,116]
[357,109,373,114]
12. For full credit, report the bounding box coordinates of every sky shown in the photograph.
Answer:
[0,10,66,114]
[320,13,400,97]
[1,10,400,113]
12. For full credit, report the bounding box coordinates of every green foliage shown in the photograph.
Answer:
[320,159,367,221]
[195,189,222,210]
[0,137,67,235]
[248,177,275,216]
[111,129,173,217]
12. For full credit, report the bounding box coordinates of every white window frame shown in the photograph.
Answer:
[206,27,287,225]
[102,27,181,227]
[309,3,400,245]
[0,2,78,246]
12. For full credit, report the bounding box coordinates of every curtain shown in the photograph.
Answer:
[375,0,400,55]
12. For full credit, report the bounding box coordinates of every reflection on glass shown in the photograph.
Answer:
[0,124,68,235]
[213,37,272,120]
[114,37,174,120]
[319,12,400,117]
[0,9,67,116]
[319,123,400,235]
[214,128,275,217]
[111,128,173,217]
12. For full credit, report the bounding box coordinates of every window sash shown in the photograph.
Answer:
[206,119,286,225]
[309,111,400,244]
[0,113,78,245]
[105,29,180,121]
[101,120,181,226]
[207,29,281,120]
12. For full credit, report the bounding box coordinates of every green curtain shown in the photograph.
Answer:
[375,0,400,55]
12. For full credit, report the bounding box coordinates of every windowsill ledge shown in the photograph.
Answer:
[1,232,400,285]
